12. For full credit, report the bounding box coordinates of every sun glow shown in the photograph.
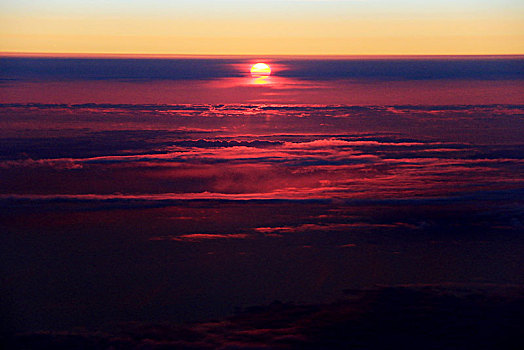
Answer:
[250,63,271,78]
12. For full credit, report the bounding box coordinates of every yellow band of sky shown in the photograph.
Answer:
[1,3,523,55]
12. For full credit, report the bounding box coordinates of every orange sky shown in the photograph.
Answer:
[1,0,523,55]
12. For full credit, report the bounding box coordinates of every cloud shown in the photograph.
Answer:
[0,158,83,170]
[339,243,357,248]
[4,285,522,349]
[2,58,522,83]
[253,222,406,234]
[1,103,522,225]
[150,233,250,242]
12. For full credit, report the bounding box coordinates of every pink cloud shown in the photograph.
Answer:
[255,222,418,235]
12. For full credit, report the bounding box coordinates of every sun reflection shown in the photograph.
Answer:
[253,76,270,85]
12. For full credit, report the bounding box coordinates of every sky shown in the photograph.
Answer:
[1,0,523,55]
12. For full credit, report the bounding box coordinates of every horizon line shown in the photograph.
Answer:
[1,51,523,60]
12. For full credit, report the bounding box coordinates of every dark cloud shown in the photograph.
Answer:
[3,285,522,349]
[276,58,524,81]
[0,58,244,82]
[151,233,251,242]
[1,57,523,82]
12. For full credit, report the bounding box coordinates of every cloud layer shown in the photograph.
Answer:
[3,285,523,349]
[1,103,523,337]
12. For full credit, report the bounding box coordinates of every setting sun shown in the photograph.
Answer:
[250,63,271,77]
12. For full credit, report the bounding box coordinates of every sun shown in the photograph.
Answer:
[250,63,271,78]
